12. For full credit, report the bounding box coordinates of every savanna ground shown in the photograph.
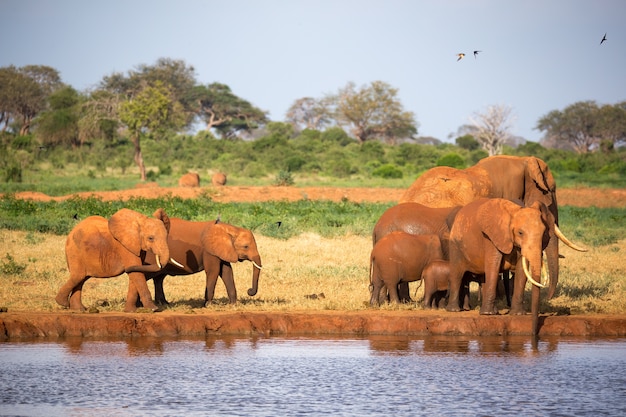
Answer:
[1,185,626,338]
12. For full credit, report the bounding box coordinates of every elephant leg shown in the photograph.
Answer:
[126,272,159,312]
[55,277,80,309]
[388,281,401,304]
[446,270,464,312]
[370,281,384,306]
[67,279,88,311]
[153,275,169,305]
[502,271,512,307]
[479,272,499,315]
[510,261,527,315]
[219,262,237,304]
[204,261,221,306]
[398,282,412,303]
[461,277,471,311]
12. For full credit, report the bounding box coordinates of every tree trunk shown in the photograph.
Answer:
[132,134,146,181]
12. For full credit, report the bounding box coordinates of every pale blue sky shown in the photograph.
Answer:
[2,0,624,142]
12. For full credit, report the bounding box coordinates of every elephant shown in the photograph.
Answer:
[372,202,461,302]
[400,155,587,306]
[56,208,182,312]
[179,172,200,187]
[447,198,550,334]
[127,218,262,306]
[211,172,227,186]
[422,260,495,310]
[369,231,444,306]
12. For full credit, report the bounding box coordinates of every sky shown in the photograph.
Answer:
[2,0,624,143]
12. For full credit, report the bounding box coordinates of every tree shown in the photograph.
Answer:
[0,65,63,135]
[35,86,82,148]
[594,102,626,151]
[536,101,599,153]
[190,82,268,138]
[285,97,332,132]
[469,104,514,156]
[119,81,185,180]
[331,81,418,144]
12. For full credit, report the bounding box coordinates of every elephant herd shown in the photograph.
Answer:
[369,155,587,334]
[55,155,585,334]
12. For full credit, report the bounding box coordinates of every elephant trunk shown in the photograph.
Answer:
[522,253,544,336]
[545,233,559,299]
[247,255,262,297]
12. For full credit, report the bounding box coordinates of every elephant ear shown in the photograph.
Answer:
[201,223,239,263]
[108,208,144,256]
[152,208,171,233]
[527,157,555,194]
[477,200,514,254]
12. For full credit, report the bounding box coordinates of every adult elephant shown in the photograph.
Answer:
[127,218,262,306]
[447,198,550,335]
[56,208,182,312]
[400,155,586,310]
[372,202,461,303]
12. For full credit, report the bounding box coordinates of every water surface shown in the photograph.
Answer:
[1,336,625,416]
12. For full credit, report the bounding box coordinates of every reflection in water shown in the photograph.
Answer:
[0,336,625,416]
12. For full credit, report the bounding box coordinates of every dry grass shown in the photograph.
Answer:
[1,229,625,315]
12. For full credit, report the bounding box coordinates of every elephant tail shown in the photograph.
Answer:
[368,255,375,294]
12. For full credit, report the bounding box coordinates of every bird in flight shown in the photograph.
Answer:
[600,33,607,45]
[473,50,481,59]
[457,53,465,61]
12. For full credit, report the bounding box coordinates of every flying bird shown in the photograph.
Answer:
[473,50,481,59]
[600,33,607,45]
[456,53,465,61]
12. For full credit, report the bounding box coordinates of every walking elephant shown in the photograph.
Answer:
[56,208,181,312]
[372,202,461,302]
[447,198,550,334]
[369,231,443,306]
[127,218,262,306]
[400,155,586,304]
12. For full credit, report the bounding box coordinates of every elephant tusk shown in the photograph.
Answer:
[156,255,162,269]
[541,251,550,287]
[555,224,588,252]
[251,261,263,270]
[170,258,184,268]
[522,256,547,288]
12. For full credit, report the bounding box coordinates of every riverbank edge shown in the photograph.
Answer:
[1,311,625,340]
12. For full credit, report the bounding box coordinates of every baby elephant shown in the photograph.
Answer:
[369,231,443,306]
[422,259,451,309]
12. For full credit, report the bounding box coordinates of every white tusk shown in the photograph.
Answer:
[522,255,546,288]
[555,224,588,252]
[156,255,162,269]
[170,258,184,268]
[251,261,263,270]
[541,251,550,287]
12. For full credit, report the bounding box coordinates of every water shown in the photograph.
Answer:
[1,336,625,416]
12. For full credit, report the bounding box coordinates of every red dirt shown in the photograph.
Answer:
[10,185,626,207]
[3,184,625,340]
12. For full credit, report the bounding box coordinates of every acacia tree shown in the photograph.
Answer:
[119,81,185,180]
[469,104,515,156]
[536,101,600,153]
[285,97,332,132]
[330,81,417,144]
[0,65,63,135]
[190,82,268,138]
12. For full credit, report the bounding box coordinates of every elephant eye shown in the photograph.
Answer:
[147,235,155,242]
[517,230,524,237]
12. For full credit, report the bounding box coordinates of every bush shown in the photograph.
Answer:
[274,170,294,186]
[436,153,466,168]
[371,164,403,179]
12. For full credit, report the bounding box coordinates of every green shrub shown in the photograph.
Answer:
[0,253,26,275]
[437,153,466,168]
[371,164,403,179]
[3,164,22,182]
[274,170,295,186]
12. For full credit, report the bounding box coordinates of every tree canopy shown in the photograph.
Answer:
[536,101,626,153]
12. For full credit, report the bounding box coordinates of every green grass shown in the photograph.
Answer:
[1,193,624,246]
